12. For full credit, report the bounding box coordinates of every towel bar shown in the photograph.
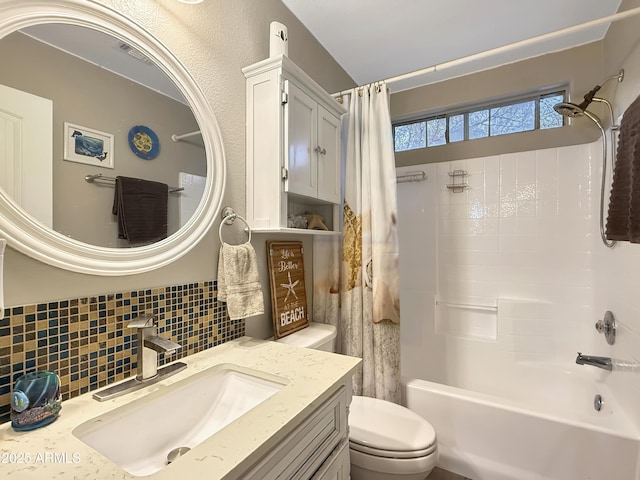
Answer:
[85,173,184,193]
[436,300,498,312]
[396,171,427,184]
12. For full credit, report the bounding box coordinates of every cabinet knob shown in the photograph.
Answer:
[314,146,327,155]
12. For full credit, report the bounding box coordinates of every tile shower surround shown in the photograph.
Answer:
[0,281,245,424]
[398,141,640,429]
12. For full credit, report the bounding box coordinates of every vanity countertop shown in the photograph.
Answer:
[0,337,360,479]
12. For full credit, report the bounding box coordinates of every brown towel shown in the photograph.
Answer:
[606,94,640,242]
[112,176,168,244]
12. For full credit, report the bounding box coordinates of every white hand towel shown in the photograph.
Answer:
[218,242,264,320]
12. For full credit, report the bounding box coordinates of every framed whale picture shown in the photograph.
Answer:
[63,122,114,169]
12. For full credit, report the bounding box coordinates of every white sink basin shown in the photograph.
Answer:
[72,363,288,476]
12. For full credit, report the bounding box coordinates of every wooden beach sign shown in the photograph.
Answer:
[266,241,308,339]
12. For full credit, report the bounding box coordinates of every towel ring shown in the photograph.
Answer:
[218,214,252,244]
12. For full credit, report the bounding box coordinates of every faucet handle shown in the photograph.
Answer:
[127,312,155,329]
[594,311,616,345]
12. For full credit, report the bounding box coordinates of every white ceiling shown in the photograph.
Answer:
[282,0,623,92]
[21,24,186,104]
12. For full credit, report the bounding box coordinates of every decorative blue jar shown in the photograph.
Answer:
[10,371,62,432]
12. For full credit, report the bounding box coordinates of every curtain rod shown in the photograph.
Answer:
[333,82,387,101]
[334,6,640,92]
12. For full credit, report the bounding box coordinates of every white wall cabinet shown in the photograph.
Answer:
[285,81,341,204]
[243,55,346,234]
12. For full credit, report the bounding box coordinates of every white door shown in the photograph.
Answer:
[284,80,317,199]
[0,83,53,227]
[317,106,341,204]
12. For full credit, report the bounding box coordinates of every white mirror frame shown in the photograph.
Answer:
[0,0,226,275]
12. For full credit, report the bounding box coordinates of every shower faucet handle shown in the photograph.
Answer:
[595,311,616,345]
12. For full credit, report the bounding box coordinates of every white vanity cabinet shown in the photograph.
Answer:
[242,384,351,480]
[243,55,346,234]
[0,338,360,480]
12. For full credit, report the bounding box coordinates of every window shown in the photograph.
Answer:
[393,90,565,152]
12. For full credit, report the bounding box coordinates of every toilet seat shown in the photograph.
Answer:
[349,440,437,459]
[349,395,436,457]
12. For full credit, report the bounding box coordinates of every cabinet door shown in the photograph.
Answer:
[285,81,318,199]
[317,106,341,204]
[311,440,350,480]
[242,387,348,480]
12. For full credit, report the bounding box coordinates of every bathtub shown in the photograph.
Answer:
[404,363,640,480]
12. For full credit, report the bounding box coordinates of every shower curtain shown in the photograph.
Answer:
[314,82,401,402]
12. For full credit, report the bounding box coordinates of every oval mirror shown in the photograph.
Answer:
[0,0,225,275]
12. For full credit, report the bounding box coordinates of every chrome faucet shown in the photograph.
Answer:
[129,313,182,381]
[576,352,613,371]
[92,313,186,401]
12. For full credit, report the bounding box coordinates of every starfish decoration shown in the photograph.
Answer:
[280,271,299,303]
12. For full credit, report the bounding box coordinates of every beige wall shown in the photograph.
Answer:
[1,0,355,339]
[391,42,609,166]
[0,32,205,247]
[604,0,640,78]
[604,0,640,126]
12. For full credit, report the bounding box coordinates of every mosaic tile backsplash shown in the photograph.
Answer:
[0,280,244,424]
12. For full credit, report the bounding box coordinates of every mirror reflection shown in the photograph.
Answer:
[0,23,207,248]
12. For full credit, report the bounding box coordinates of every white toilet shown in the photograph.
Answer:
[276,322,438,480]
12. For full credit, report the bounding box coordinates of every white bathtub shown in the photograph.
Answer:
[404,363,640,480]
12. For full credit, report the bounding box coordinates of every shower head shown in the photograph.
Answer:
[554,101,588,118]
[553,85,601,117]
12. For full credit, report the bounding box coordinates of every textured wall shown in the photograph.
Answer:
[0,0,355,339]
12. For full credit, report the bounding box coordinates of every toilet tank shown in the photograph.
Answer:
[275,322,337,352]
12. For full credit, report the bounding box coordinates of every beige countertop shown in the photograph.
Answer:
[0,337,360,479]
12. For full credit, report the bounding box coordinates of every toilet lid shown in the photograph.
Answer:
[349,396,436,453]
[274,322,336,348]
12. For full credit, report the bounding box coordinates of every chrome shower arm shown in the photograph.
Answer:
[599,69,625,89]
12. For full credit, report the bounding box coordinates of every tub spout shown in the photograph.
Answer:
[576,352,612,371]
